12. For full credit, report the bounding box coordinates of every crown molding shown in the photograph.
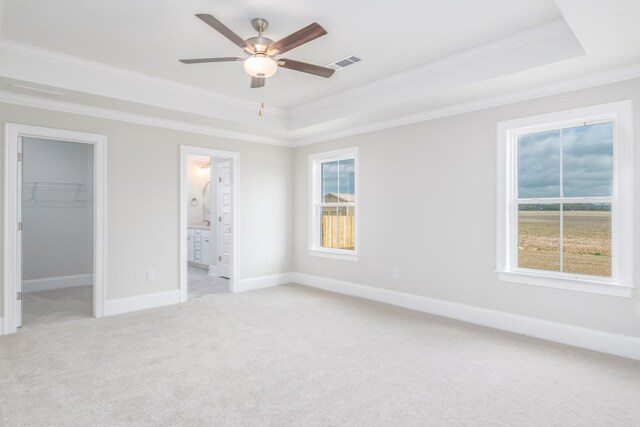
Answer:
[289,20,574,117]
[293,63,640,146]
[0,39,290,135]
[0,19,577,135]
[0,39,288,116]
[1,59,638,150]
[286,19,585,131]
[0,90,292,146]
[0,22,637,150]
[1,62,638,149]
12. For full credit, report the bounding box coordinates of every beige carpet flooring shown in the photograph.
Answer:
[1,284,640,426]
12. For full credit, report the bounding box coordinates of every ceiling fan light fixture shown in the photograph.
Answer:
[244,55,278,78]
[181,14,335,89]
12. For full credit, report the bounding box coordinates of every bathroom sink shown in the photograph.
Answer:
[188,222,210,229]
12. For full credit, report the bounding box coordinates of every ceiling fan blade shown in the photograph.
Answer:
[251,77,266,89]
[278,58,335,78]
[195,14,249,50]
[268,23,327,55]
[179,57,244,64]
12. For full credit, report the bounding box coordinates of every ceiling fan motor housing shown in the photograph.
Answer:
[246,36,274,54]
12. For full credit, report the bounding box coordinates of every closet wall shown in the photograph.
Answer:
[22,137,94,281]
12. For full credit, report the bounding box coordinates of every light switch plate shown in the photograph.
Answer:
[147,270,156,281]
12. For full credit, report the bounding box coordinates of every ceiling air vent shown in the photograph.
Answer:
[326,55,362,71]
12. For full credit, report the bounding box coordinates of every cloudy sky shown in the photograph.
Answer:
[518,122,613,198]
[322,159,355,197]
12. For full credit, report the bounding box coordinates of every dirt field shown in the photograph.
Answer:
[518,210,611,277]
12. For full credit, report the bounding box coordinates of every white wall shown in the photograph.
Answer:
[21,137,93,281]
[0,102,293,314]
[293,78,640,338]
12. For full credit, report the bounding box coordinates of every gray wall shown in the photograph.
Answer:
[3,78,639,339]
[0,102,293,314]
[293,78,640,338]
[22,137,94,280]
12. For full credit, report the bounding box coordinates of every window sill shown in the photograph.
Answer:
[496,270,634,298]
[308,248,359,262]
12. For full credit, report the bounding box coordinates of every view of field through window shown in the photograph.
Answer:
[321,158,355,250]
[518,204,612,277]
[517,122,613,277]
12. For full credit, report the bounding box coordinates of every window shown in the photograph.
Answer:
[309,148,358,260]
[497,101,633,297]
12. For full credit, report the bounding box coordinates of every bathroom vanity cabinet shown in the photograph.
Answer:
[187,228,214,266]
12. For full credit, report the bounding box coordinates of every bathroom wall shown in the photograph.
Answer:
[187,156,212,225]
[187,154,219,268]
[21,137,94,281]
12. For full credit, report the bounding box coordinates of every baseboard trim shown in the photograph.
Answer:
[105,290,180,317]
[23,274,94,293]
[291,272,640,361]
[237,273,293,292]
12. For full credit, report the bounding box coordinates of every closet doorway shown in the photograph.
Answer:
[180,146,238,302]
[3,124,107,334]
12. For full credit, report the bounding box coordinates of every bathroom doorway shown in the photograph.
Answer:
[180,146,238,301]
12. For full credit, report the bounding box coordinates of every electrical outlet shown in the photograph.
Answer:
[147,270,156,281]
[266,256,273,266]
[391,268,400,279]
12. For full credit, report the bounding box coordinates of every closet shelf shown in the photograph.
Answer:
[22,180,92,207]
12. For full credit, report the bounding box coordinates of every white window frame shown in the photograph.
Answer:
[496,101,634,297]
[308,147,359,261]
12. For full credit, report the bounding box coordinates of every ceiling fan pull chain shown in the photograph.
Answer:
[259,86,266,117]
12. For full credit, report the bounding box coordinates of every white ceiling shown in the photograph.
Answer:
[2,0,561,108]
[0,0,639,145]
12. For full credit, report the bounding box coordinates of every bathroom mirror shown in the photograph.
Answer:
[202,181,211,214]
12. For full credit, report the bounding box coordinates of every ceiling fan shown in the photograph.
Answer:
[180,14,336,88]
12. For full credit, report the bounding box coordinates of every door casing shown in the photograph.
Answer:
[179,146,239,301]
[3,124,107,334]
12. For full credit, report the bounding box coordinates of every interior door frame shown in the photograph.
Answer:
[3,124,108,334]
[179,145,239,301]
